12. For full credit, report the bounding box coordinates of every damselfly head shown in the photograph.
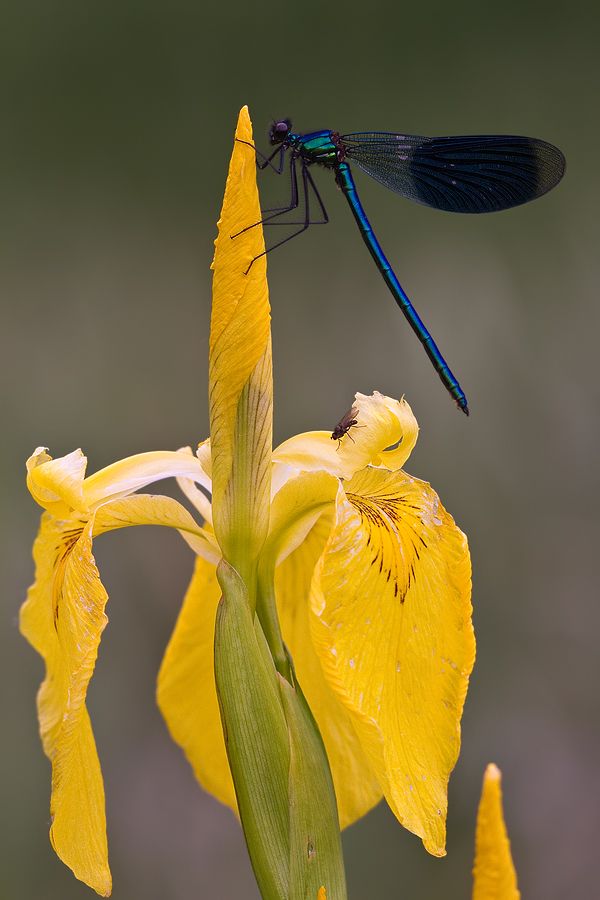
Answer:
[269,119,292,145]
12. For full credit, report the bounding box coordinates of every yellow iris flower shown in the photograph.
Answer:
[21,107,475,897]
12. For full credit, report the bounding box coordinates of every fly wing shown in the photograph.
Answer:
[340,132,565,213]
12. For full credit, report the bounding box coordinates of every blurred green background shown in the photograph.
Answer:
[1,0,598,897]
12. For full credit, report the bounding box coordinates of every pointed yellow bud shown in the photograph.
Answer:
[473,764,520,900]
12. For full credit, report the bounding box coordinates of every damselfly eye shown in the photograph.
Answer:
[269,119,292,145]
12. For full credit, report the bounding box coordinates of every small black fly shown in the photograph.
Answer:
[331,406,360,449]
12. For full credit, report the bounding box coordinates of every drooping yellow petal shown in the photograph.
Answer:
[20,515,111,896]
[209,107,272,576]
[157,554,236,812]
[275,513,383,829]
[273,393,418,480]
[27,447,88,516]
[20,514,80,756]
[310,467,474,855]
[473,764,520,900]
[22,450,221,894]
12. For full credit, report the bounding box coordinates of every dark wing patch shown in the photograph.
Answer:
[341,132,565,214]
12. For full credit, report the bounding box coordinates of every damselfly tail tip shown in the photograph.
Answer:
[454,397,469,416]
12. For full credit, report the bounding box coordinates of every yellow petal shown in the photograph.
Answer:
[21,462,221,893]
[157,554,236,811]
[271,460,300,498]
[83,450,210,509]
[473,764,520,900]
[209,107,272,574]
[93,494,220,564]
[176,446,213,524]
[372,394,419,471]
[263,470,339,569]
[273,392,418,479]
[272,430,355,480]
[196,438,212,480]
[310,467,474,855]
[20,515,111,895]
[27,447,88,515]
[275,512,383,828]
[210,107,269,369]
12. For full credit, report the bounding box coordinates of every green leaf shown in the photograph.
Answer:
[280,673,347,900]
[214,559,290,900]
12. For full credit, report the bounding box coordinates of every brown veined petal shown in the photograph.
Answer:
[310,467,474,856]
[473,764,520,900]
[20,515,111,895]
[275,512,383,828]
[157,554,236,812]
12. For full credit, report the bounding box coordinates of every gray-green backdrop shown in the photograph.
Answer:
[2,0,598,897]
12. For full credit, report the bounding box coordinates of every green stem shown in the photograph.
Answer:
[255,573,291,682]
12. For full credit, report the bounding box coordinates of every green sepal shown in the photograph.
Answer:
[214,559,291,900]
[279,669,348,900]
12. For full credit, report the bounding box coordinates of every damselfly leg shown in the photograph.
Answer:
[232,147,329,270]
